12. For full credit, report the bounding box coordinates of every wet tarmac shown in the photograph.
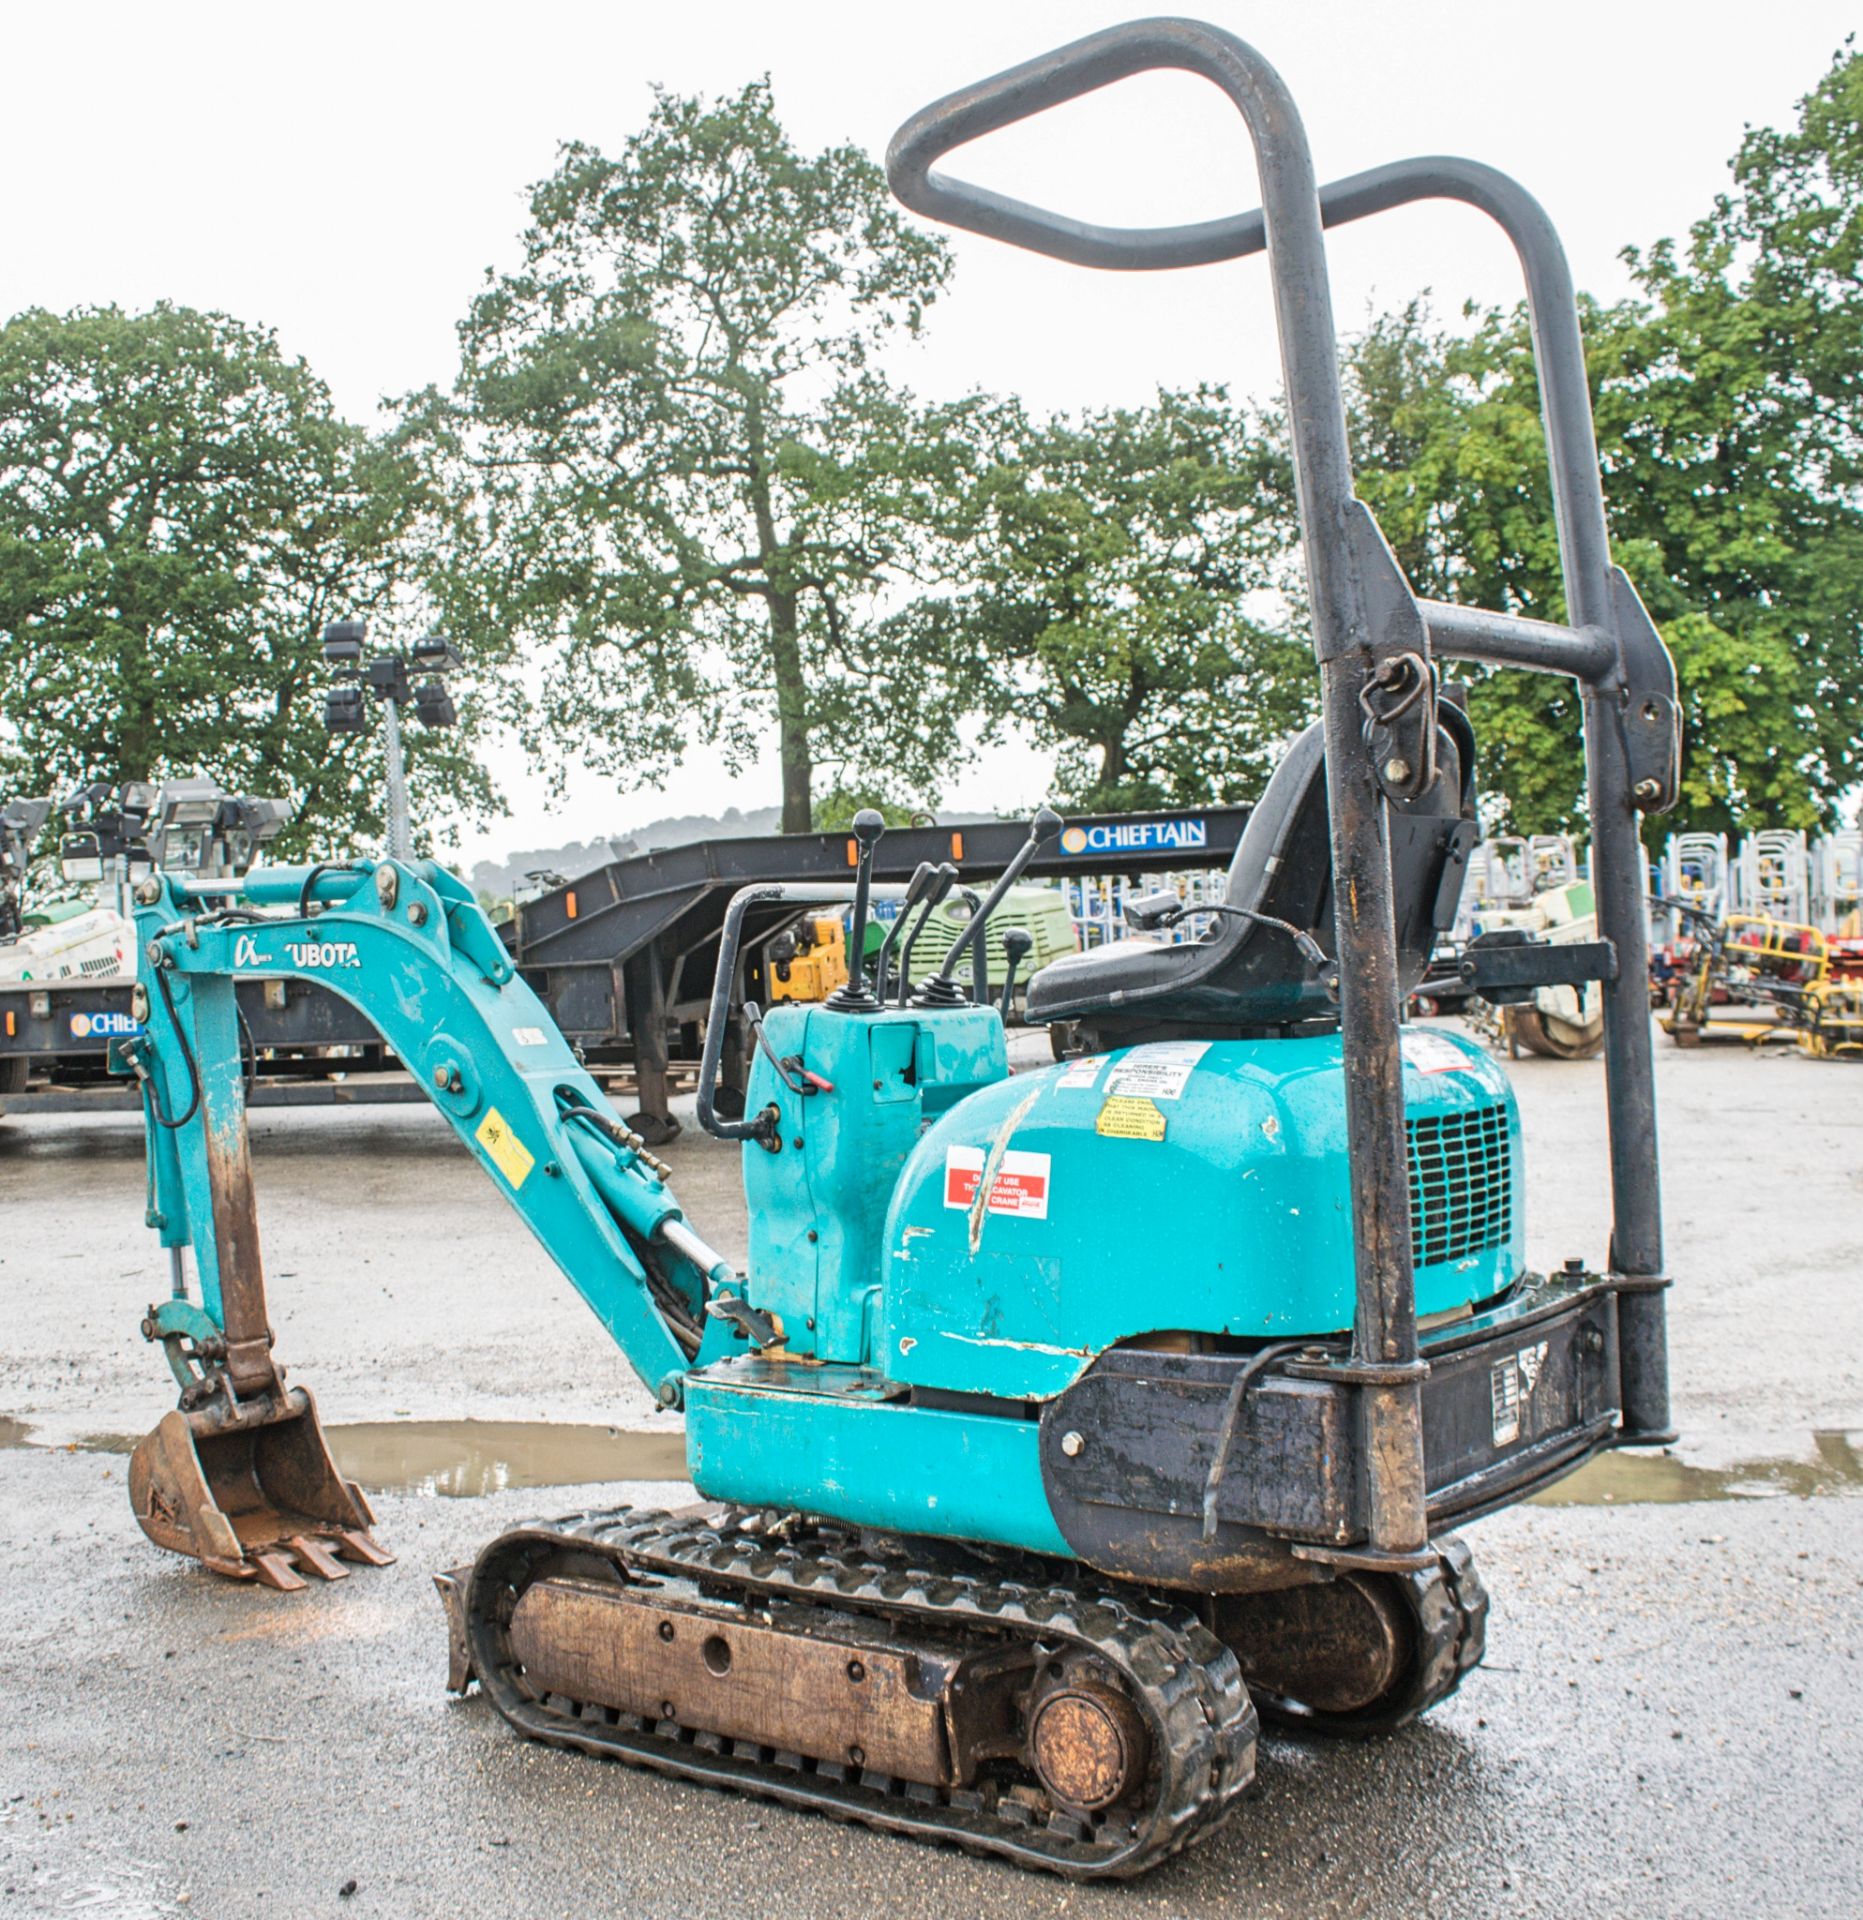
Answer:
[1,1028,1860,1915]
[5,1410,1861,1507]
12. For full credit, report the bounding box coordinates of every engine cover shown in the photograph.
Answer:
[878,1028,1522,1401]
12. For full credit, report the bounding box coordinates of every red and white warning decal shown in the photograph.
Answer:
[943,1144,1052,1220]
[1402,1030,1473,1074]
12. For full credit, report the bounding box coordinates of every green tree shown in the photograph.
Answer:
[426,81,985,834]
[1612,41,1863,831]
[0,303,493,856]
[1342,45,1863,836]
[961,389,1307,812]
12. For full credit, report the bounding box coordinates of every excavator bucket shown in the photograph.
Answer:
[128,1388,393,1592]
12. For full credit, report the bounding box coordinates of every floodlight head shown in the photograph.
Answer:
[216,795,293,842]
[118,782,158,827]
[365,654,412,703]
[323,619,367,671]
[324,685,368,733]
[413,680,458,729]
[61,782,109,821]
[59,830,104,883]
[158,777,226,831]
[0,797,52,846]
[410,634,464,674]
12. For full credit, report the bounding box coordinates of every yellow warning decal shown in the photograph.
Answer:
[1096,1095,1167,1142]
[475,1106,535,1189]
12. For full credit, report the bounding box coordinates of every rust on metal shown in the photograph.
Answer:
[509,1577,959,1785]
[1028,1682,1148,1811]
[202,1110,280,1401]
[128,1392,392,1590]
[1213,1571,1409,1715]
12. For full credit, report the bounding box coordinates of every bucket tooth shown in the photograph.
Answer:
[334,1528,396,1569]
[127,1388,393,1589]
[251,1550,309,1593]
[285,1535,351,1582]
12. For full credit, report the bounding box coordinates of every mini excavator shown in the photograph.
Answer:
[116,19,1681,1878]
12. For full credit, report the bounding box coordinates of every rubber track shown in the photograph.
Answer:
[462,1505,1258,1878]
[1249,1532,1489,1736]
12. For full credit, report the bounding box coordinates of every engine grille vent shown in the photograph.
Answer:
[1407,1105,1512,1267]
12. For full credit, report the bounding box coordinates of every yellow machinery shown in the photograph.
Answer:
[1662,911,1863,1058]
[762,914,849,1004]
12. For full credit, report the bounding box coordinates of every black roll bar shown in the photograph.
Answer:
[889,17,1680,1559]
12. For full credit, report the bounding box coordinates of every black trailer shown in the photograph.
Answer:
[0,803,1245,1125]
[0,975,398,1112]
[511,804,1248,1138]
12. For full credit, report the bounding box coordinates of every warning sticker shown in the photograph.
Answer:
[1057,1054,1106,1090]
[1491,1341,1550,1447]
[512,1026,549,1047]
[1490,1356,1521,1445]
[475,1107,536,1191]
[943,1145,1051,1220]
[1096,1095,1167,1142]
[1103,1040,1209,1102]
[1402,1029,1474,1075]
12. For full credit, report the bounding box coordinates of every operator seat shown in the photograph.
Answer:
[1027,704,1478,1039]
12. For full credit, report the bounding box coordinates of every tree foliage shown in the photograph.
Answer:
[1342,45,1863,836]
[960,389,1307,813]
[0,303,491,856]
[428,81,986,833]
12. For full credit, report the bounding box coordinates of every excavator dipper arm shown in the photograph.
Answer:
[121,856,716,1585]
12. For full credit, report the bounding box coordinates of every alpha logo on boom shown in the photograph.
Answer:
[234,932,360,969]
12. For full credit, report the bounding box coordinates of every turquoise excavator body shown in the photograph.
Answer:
[124,857,1553,1582]
[106,15,1682,1873]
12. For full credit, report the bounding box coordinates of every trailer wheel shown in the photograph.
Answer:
[1508,1007,1604,1060]
[0,1055,27,1095]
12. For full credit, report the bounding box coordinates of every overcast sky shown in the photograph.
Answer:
[4,2,1853,862]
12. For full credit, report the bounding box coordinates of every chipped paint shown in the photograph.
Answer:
[967,1086,1041,1254]
[937,1329,1092,1359]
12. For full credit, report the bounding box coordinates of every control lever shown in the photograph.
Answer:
[956,888,988,1004]
[999,927,1034,1018]
[874,861,937,1003]
[824,810,886,1012]
[915,807,1062,1007]
[896,864,959,1007]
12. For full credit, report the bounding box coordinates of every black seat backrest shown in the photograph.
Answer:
[1025,705,1478,1035]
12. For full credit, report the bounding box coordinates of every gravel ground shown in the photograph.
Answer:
[0,1022,1858,1917]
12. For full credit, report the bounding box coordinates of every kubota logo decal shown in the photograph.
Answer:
[284,940,361,969]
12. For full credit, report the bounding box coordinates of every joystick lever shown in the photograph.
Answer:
[917,807,1062,1005]
[824,810,887,1012]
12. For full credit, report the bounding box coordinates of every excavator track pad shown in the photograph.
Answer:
[438,1504,1257,1878]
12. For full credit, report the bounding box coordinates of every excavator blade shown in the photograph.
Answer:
[128,1388,393,1590]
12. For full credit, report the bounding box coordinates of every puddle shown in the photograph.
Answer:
[327,1420,689,1496]
[0,1417,689,1496]
[5,1415,1858,1505]
[1533,1430,1863,1506]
